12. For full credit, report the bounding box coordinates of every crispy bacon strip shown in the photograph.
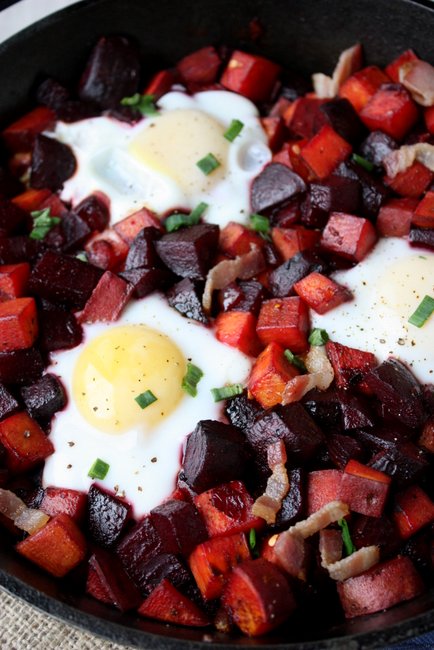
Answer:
[282,345,334,404]
[0,488,49,534]
[252,441,289,524]
[312,43,363,99]
[400,60,434,107]
[326,545,380,581]
[289,500,349,539]
[383,143,434,178]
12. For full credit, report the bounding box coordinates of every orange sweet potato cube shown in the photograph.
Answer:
[256,297,310,353]
[293,271,352,314]
[338,65,390,112]
[271,226,320,261]
[0,297,38,351]
[0,263,30,301]
[248,341,300,409]
[219,222,264,258]
[215,311,262,357]
[0,411,54,473]
[300,125,352,180]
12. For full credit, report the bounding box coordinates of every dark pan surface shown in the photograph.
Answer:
[1,0,434,647]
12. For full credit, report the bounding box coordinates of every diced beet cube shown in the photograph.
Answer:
[338,160,390,219]
[166,278,208,324]
[222,280,265,316]
[150,499,207,557]
[0,166,22,199]
[377,197,417,237]
[393,485,434,540]
[409,226,434,250]
[78,271,134,324]
[352,514,399,556]
[360,130,398,167]
[250,163,306,214]
[413,190,434,228]
[300,125,352,180]
[0,348,44,386]
[0,236,47,265]
[339,390,375,430]
[119,267,172,298]
[0,297,38,352]
[39,307,82,351]
[29,250,103,309]
[273,467,305,529]
[320,98,365,144]
[155,224,219,280]
[293,271,352,314]
[116,516,166,577]
[124,227,161,270]
[40,486,87,522]
[131,552,194,597]
[177,46,221,85]
[247,341,300,409]
[0,199,28,236]
[0,411,53,473]
[327,434,365,470]
[87,548,141,611]
[220,50,281,104]
[268,250,328,298]
[79,36,140,109]
[75,193,110,232]
[307,469,343,514]
[60,211,92,252]
[321,212,377,262]
[384,161,433,199]
[302,387,342,433]
[0,262,30,301]
[338,460,391,517]
[224,392,263,431]
[30,135,76,191]
[368,442,429,489]
[20,373,65,420]
[181,420,248,493]
[302,176,361,228]
[256,296,310,353]
[138,578,209,626]
[87,484,131,548]
[284,97,327,139]
[359,84,419,141]
[326,340,377,390]
[0,383,19,420]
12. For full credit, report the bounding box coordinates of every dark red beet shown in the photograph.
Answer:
[409,227,434,250]
[360,131,398,167]
[0,167,23,199]
[20,374,66,420]
[181,420,248,493]
[224,393,264,431]
[352,514,400,557]
[116,516,166,574]
[272,467,305,529]
[320,98,365,144]
[87,548,141,611]
[251,163,306,214]
[36,77,70,109]
[302,387,342,434]
[364,358,426,429]
[232,280,266,315]
[402,529,434,575]
[368,444,429,488]
[119,267,172,298]
[87,484,131,548]
[0,383,19,420]
[166,278,208,324]
[124,227,161,270]
[155,224,219,280]
[29,250,103,309]
[78,36,140,109]
[268,250,328,298]
[75,194,110,232]
[38,307,83,351]
[338,391,375,430]
[131,552,194,597]
[0,348,44,386]
[343,160,389,219]
[327,434,365,470]
[269,196,301,228]
[30,134,76,191]
[301,176,361,228]
[61,211,92,252]
[0,236,46,265]
[150,500,207,557]
[356,424,411,453]
[0,199,28,236]
[279,70,312,102]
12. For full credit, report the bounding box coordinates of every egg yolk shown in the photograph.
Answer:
[128,108,229,194]
[73,325,186,434]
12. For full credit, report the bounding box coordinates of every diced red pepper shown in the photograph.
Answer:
[307,469,343,515]
[0,411,54,473]
[0,263,30,301]
[78,271,134,324]
[85,228,129,270]
[393,485,434,540]
[359,84,419,140]
[11,188,52,213]
[271,225,320,261]
[220,50,281,103]
[300,125,352,180]
[215,311,262,357]
[2,106,56,152]
[138,579,209,627]
[189,532,251,600]
[260,116,286,152]
[16,513,86,578]
[283,97,327,139]
[177,46,221,85]
[412,191,434,228]
[425,105,434,135]
[385,49,419,83]
[256,296,310,353]
[384,161,433,198]
[338,459,391,517]
[376,197,417,237]
[293,271,352,315]
[0,297,38,351]
[320,212,377,262]
[40,486,87,523]
[247,341,300,409]
[338,66,390,113]
[144,69,177,99]
[219,222,265,258]
[113,208,162,245]
[325,340,378,391]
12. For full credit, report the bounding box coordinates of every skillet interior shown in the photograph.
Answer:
[0,0,434,647]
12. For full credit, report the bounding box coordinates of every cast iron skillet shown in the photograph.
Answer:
[0,0,434,647]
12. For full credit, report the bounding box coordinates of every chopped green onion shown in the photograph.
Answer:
[196,153,221,175]
[88,458,110,480]
[248,528,259,557]
[284,349,307,372]
[165,202,209,232]
[338,518,356,556]
[309,328,329,346]
[182,362,204,397]
[224,119,244,142]
[76,252,88,262]
[352,153,374,172]
[135,389,157,409]
[29,208,61,240]
[120,93,159,116]
[211,383,243,402]
[250,213,270,234]
[408,295,434,328]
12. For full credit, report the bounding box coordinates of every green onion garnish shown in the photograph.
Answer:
[248,528,259,557]
[224,119,244,142]
[29,208,61,240]
[250,213,270,234]
[352,153,374,172]
[88,458,110,480]
[284,349,307,372]
[182,362,204,397]
[165,202,208,232]
[211,384,243,402]
[121,93,159,116]
[76,252,88,262]
[196,153,221,175]
[338,518,356,556]
[309,328,329,346]
[135,390,157,409]
[408,295,434,328]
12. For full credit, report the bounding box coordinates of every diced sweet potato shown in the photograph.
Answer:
[16,513,86,577]
[320,212,377,262]
[338,66,390,113]
[177,46,221,86]
[219,222,264,258]
[412,191,434,228]
[300,125,352,180]
[0,263,30,301]
[40,486,87,523]
[220,50,281,103]
[215,311,262,357]
[271,226,320,261]
[384,161,433,198]
[0,411,53,472]
[284,97,327,139]
[256,297,310,353]
[359,84,419,140]
[338,460,391,517]
[247,341,300,409]
[11,188,52,213]
[0,297,38,352]
[2,106,56,152]
[325,340,377,391]
[113,207,162,244]
[138,578,209,627]
[393,485,434,540]
[376,198,417,237]
[307,469,343,515]
[385,49,419,83]
[261,116,286,152]
[78,271,133,324]
[144,69,177,99]
[293,272,352,314]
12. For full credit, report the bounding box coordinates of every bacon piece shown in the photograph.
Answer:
[326,545,380,581]
[312,44,363,99]
[289,500,349,539]
[319,529,342,567]
[383,143,434,178]
[252,441,289,524]
[400,60,434,107]
[0,488,49,534]
[282,345,334,404]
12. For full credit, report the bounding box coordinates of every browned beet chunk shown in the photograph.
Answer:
[0,167,23,199]
[87,484,131,549]
[0,236,46,264]
[87,548,141,611]
[342,160,389,219]
[352,514,400,556]
[0,383,19,420]
[116,516,166,575]
[124,227,161,270]
[20,374,66,420]
[0,348,44,385]
[360,130,398,167]
[273,467,305,529]
[166,278,208,324]
[251,163,306,214]
[155,224,219,280]
[150,500,207,557]
[364,358,426,429]
[132,553,194,597]
[268,250,328,298]
[320,98,365,144]
[30,134,76,191]
[302,176,361,228]
[39,307,83,351]
[368,443,429,488]
[302,387,342,433]
[0,199,28,236]
[409,227,434,250]
[61,211,92,252]
[181,420,248,493]
[225,393,264,431]
[75,194,109,232]
[231,280,266,315]
[78,36,140,109]
[36,78,99,122]
[119,267,172,298]
[327,434,365,470]
[29,250,103,309]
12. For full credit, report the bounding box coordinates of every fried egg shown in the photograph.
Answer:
[43,293,252,517]
[311,237,434,384]
[52,90,271,228]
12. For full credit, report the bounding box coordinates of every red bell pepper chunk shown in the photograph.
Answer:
[384,161,433,198]
[189,532,251,600]
[85,228,129,270]
[247,341,300,409]
[385,49,419,83]
[40,486,87,523]
[220,50,281,103]
[307,469,343,515]
[144,69,177,99]
[78,271,134,324]
[0,411,54,473]
[260,116,286,152]
[325,340,378,391]
[376,197,418,237]
[16,513,86,578]
[2,106,56,152]
[412,190,434,228]
[359,84,419,140]
[219,221,265,258]
[338,459,391,517]
[177,46,221,85]
[338,65,390,113]
[283,97,327,139]
[300,125,352,180]
[113,207,162,244]
[425,105,434,135]
[393,485,434,540]
[11,188,52,213]
[215,311,262,357]
[320,212,377,262]
[0,263,30,301]
[293,271,352,315]
[0,297,38,351]
[271,225,320,261]
[138,579,209,627]
[256,296,310,353]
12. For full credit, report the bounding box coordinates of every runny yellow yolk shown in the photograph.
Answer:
[73,325,186,434]
[128,108,229,194]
